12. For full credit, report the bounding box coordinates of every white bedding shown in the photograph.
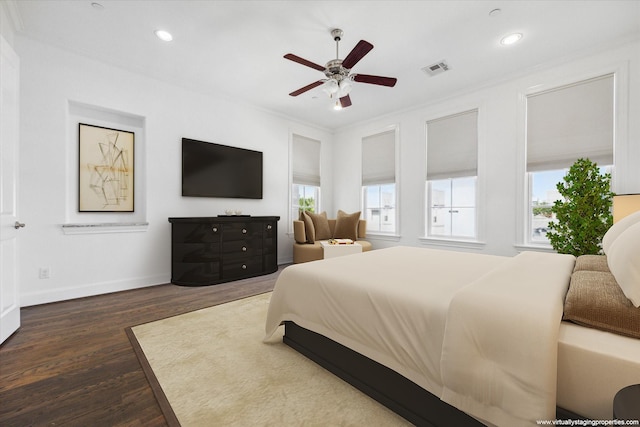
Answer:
[265,246,507,396]
[264,246,631,426]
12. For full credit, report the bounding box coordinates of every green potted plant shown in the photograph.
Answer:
[546,158,614,256]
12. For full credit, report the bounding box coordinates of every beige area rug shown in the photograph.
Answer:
[128,292,411,426]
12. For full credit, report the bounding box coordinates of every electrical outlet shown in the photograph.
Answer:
[39,267,50,279]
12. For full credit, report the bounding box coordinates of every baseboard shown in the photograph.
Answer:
[20,274,169,307]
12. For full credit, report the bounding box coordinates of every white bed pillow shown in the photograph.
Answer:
[607,221,640,307]
[602,210,640,254]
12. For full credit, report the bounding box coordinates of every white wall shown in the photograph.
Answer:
[15,35,332,306]
[332,39,640,256]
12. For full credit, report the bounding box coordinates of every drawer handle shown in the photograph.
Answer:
[242,228,247,234]
[267,224,272,230]
[212,227,218,232]
[242,246,247,252]
[242,264,247,270]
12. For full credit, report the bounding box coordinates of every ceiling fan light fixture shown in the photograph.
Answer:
[323,79,339,96]
[333,100,342,110]
[338,78,352,97]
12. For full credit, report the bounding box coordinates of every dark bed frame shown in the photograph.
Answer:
[283,321,584,427]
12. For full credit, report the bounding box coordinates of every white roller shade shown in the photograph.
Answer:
[292,134,321,186]
[427,110,478,180]
[526,74,614,172]
[362,130,396,185]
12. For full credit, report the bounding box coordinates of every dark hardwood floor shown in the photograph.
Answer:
[0,269,281,427]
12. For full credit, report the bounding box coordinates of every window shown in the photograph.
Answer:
[525,74,614,245]
[426,110,478,239]
[363,183,396,233]
[291,134,321,222]
[428,177,476,238]
[528,166,611,244]
[362,129,397,234]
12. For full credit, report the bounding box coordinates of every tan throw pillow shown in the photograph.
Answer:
[299,211,315,243]
[563,270,640,339]
[334,210,361,241]
[307,211,332,240]
[573,255,610,273]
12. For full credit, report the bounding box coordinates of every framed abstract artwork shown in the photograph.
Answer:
[79,123,135,212]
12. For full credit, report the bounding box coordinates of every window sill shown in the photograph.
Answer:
[419,237,486,251]
[513,243,557,254]
[366,233,401,242]
[62,222,149,235]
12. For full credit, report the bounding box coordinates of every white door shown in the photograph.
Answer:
[0,35,21,345]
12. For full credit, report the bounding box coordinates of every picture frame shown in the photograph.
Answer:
[78,123,135,212]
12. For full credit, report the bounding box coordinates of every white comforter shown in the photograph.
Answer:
[264,246,576,426]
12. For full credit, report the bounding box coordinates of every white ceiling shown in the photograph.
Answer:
[10,0,640,130]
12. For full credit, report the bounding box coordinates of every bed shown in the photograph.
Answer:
[265,214,640,426]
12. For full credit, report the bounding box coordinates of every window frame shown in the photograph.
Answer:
[289,132,322,234]
[360,125,400,238]
[516,66,625,252]
[422,108,483,247]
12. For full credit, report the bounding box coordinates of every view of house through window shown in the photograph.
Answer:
[428,177,476,238]
[363,183,396,233]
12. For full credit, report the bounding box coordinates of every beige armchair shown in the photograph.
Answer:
[293,216,372,263]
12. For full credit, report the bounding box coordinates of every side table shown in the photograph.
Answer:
[613,384,640,421]
[320,240,363,259]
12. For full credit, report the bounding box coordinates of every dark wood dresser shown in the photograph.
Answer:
[168,216,279,286]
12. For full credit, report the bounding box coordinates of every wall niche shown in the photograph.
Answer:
[63,101,147,234]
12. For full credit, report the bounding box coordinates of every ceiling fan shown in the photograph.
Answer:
[284,29,397,109]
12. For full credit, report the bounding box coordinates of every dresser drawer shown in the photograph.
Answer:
[221,238,263,257]
[172,243,220,262]
[173,223,221,243]
[222,222,262,241]
[222,256,263,279]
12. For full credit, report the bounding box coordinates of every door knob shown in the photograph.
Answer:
[14,221,25,229]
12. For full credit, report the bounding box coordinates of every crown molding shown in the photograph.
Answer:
[3,0,24,33]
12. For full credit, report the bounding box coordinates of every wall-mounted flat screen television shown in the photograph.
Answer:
[182,138,263,199]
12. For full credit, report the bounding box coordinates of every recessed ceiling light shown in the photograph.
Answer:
[500,33,523,45]
[155,30,173,42]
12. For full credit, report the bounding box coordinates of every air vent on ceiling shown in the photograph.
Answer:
[422,60,450,77]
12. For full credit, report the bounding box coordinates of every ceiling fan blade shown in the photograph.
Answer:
[339,95,352,108]
[289,80,325,97]
[353,74,397,87]
[342,40,374,69]
[284,54,325,71]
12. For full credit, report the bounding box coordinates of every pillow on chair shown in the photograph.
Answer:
[334,210,361,241]
[299,211,316,243]
[306,211,332,240]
